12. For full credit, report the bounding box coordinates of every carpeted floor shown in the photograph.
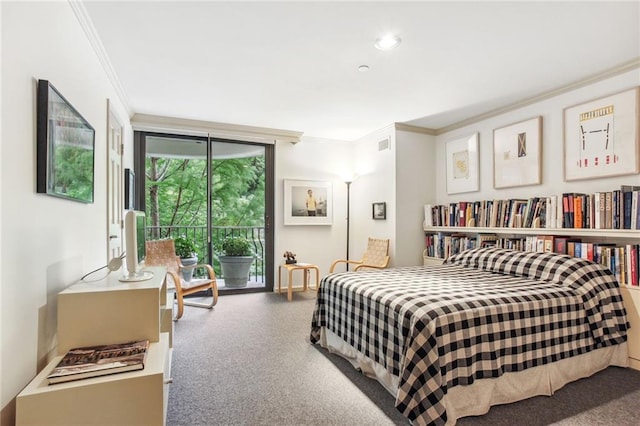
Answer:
[167,291,640,426]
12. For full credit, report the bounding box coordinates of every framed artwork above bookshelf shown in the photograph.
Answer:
[445,132,479,194]
[493,116,542,189]
[563,87,639,181]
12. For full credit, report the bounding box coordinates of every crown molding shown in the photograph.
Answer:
[435,58,640,135]
[130,113,304,144]
[394,123,437,136]
[69,0,132,117]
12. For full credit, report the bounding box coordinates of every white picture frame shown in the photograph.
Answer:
[445,132,479,194]
[563,87,639,181]
[493,116,542,189]
[283,179,333,225]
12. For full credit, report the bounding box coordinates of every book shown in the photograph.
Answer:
[574,195,583,228]
[621,186,640,229]
[554,236,568,254]
[562,193,573,228]
[605,191,612,229]
[458,201,467,227]
[47,340,149,385]
[423,204,433,227]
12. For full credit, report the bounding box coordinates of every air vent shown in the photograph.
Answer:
[378,138,390,151]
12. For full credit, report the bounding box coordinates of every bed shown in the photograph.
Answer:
[310,247,629,426]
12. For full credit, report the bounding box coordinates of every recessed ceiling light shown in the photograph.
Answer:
[358,65,370,72]
[374,34,401,50]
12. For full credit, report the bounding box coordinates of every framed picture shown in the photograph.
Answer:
[283,179,332,225]
[493,116,542,189]
[124,168,135,209]
[563,87,639,181]
[445,132,479,194]
[372,202,386,220]
[37,79,95,203]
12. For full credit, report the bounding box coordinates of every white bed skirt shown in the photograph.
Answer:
[319,327,629,425]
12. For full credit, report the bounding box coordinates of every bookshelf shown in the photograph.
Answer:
[16,266,173,425]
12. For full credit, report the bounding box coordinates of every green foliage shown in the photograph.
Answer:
[144,145,265,273]
[145,155,265,231]
[52,145,94,202]
[211,156,265,226]
[221,236,253,256]
[174,236,197,258]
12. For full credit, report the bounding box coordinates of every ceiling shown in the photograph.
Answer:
[82,1,640,141]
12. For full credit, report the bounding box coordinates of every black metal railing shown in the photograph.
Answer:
[146,225,265,283]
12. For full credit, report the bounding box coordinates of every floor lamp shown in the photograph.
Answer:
[345,181,352,271]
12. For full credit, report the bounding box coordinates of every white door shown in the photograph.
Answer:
[107,100,124,260]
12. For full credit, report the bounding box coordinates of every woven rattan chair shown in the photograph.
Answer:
[145,239,218,320]
[329,237,390,273]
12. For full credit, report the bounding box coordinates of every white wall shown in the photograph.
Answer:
[395,130,436,265]
[275,136,352,276]
[351,126,396,266]
[435,70,640,205]
[1,2,131,422]
[346,126,436,268]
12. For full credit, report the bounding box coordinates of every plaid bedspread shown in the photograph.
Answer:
[310,248,628,426]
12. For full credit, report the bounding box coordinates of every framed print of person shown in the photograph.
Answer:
[283,179,333,225]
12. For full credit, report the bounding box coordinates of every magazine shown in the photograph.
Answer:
[47,340,149,385]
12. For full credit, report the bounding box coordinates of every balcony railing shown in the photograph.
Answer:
[146,225,265,284]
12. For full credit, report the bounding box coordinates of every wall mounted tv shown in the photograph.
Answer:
[36,79,95,203]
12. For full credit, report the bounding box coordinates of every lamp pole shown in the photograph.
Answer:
[345,181,351,271]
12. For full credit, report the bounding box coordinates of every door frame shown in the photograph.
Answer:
[106,99,124,261]
[133,131,275,292]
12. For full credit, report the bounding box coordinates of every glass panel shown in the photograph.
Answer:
[210,141,266,290]
[144,134,210,270]
[142,133,269,290]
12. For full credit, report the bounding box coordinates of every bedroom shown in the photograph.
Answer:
[1,1,639,424]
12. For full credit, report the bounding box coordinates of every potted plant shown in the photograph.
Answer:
[174,236,198,282]
[219,236,254,288]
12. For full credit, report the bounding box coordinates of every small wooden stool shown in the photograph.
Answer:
[277,262,320,302]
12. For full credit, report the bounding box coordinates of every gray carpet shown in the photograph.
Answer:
[167,291,640,426]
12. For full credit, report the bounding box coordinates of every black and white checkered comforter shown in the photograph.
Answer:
[310,248,628,426]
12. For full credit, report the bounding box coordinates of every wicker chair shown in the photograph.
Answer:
[145,239,218,320]
[329,237,390,273]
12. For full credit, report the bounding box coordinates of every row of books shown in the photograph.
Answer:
[424,233,497,259]
[561,186,640,229]
[423,185,640,230]
[425,232,640,286]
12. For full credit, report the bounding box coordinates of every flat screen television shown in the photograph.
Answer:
[120,210,153,282]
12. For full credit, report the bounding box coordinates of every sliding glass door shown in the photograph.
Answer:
[134,131,274,293]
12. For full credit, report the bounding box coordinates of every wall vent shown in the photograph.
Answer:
[378,138,390,151]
